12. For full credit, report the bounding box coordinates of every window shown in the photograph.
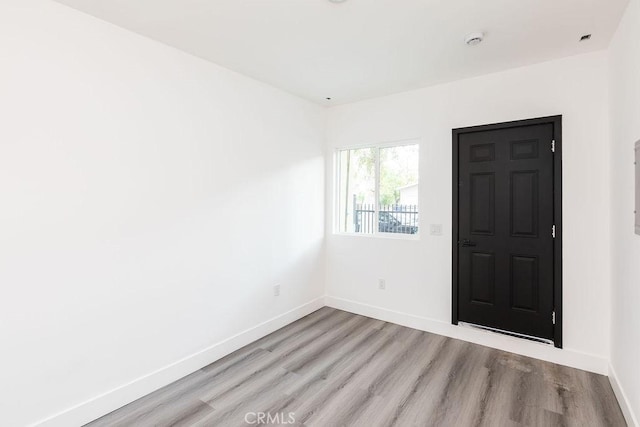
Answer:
[335,142,419,236]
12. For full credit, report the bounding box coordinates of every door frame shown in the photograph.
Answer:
[451,115,563,348]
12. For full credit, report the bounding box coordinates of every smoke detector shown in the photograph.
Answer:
[465,32,485,46]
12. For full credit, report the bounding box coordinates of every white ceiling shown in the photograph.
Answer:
[54,0,628,105]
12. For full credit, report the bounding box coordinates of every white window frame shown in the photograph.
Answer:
[333,138,421,239]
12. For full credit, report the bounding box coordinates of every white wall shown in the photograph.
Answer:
[2,0,634,425]
[0,1,326,426]
[608,0,640,423]
[326,52,611,373]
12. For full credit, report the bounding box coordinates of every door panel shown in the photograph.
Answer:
[470,173,495,234]
[511,139,539,160]
[470,143,496,162]
[510,255,538,312]
[470,252,495,305]
[510,171,539,237]
[454,120,558,342]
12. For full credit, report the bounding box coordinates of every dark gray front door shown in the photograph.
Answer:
[453,118,560,343]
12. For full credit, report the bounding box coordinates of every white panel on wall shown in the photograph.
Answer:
[636,140,640,236]
[609,0,640,423]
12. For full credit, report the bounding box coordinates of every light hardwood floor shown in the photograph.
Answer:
[87,307,626,426]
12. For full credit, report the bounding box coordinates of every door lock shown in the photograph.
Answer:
[460,239,477,247]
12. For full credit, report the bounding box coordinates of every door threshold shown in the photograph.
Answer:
[459,322,554,346]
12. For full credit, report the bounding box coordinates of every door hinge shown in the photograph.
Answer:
[551,140,556,152]
[552,225,556,238]
[552,311,556,325]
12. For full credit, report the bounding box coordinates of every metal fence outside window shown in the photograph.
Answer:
[353,200,419,235]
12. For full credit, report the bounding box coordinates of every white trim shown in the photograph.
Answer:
[30,297,325,427]
[333,231,420,240]
[331,137,422,151]
[609,363,640,427]
[374,142,380,234]
[31,296,625,427]
[635,139,640,236]
[333,149,341,234]
[325,295,609,375]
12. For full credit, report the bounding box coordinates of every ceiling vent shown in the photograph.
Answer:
[465,32,484,46]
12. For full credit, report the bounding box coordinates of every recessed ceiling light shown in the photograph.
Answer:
[464,32,484,46]
[580,34,592,42]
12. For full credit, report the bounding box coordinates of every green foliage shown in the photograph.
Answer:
[344,144,418,206]
[379,145,418,205]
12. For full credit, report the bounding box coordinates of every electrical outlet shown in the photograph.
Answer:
[273,284,280,297]
[430,224,443,236]
[378,279,386,290]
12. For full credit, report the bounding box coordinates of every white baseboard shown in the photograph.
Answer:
[31,297,325,427]
[30,295,619,427]
[325,295,609,375]
[609,364,639,427]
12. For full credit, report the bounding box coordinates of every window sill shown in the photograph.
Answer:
[332,232,421,241]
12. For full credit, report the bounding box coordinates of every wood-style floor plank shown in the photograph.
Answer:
[86,307,627,427]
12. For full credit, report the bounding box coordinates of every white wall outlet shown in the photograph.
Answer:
[430,224,443,236]
[378,279,386,290]
[273,284,280,296]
